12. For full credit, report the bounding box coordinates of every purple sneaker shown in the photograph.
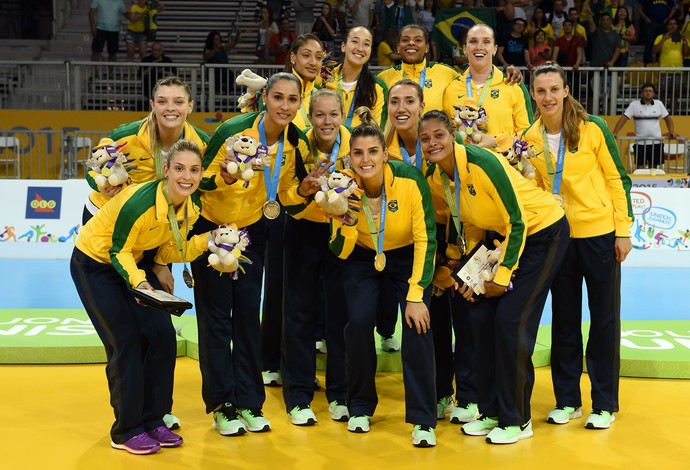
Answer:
[147,426,184,447]
[111,432,161,455]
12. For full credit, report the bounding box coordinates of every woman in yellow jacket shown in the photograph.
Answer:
[325,110,438,448]
[442,24,533,149]
[70,140,212,455]
[191,72,309,437]
[284,33,325,131]
[522,63,633,430]
[421,110,570,445]
[85,76,209,224]
[277,89,352,426]
[324,26,385,127]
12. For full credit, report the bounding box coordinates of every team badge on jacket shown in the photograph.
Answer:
[467,184,476,196]
[388,200,399,212]
[491,89,499,99]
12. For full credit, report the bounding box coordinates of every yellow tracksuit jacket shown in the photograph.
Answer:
[521,115,633,238]
[427,143,564,286]
[200,112,310,227]
[329,160,437,302]
[86,119,210,210]
[325,63,385,127]
[76,180,209,288]
[443,65,533,138]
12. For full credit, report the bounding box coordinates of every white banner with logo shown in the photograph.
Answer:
[0,180,90,259]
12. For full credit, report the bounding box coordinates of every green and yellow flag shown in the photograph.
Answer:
[431,8,496,58]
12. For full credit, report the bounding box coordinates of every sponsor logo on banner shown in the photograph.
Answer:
[26,187,62,219]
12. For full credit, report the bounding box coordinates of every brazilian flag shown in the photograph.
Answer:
[431,8,496,58]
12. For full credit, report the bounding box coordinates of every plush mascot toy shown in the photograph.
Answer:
[495,133,536,180]
[473,240,504,295]
[207,224,252,278]
[85,143,130,188]
[236,68,268,113]
[314,170,359,216]
[224,129,269,188]
[453,97,487,144]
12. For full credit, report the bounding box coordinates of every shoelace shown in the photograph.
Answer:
[416,425,432,432]
[246,408,263,418]
[130,433,158,446]
[217,403,238,420]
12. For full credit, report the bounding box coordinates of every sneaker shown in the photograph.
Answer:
[147,426,183,447]
[461,416,498,436]
[111,432,161,455]
[547,406,583,425]
[289,405,317,426]
[163,413,180,430]
[213,403,247,436]
[239,408,271,432]
[412,425,436,447]
[262,370,282,387]
[585,410,615,429]
[486,420,533,444]
[328,400,349,422]
[450,403,479,424]
[347,415,371,433]
[315,340,328,354]
[380,336,401,352]
[437,396,454,419]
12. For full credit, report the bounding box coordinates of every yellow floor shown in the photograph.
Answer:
[3,357,689,469]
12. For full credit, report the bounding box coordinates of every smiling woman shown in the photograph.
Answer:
[70,139,212,455]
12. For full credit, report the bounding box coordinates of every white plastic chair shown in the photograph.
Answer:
[0,136,21,178]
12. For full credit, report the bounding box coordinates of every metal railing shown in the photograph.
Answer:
[615,135,688,175]
[2,61,689,115]
[0,128,109,179]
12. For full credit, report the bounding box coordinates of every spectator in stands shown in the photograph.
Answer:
[126,0,150,62]
[256,5,279,64]
[312,3,338,54]
[525,6,555,47]
[349,0,376,28]
[612,83,677,169]
[612,6,636,66]
[377,28,402,66]
[561,7,587,45]
[89,0,128,62]
[375,0,396,44]
[203,31,236,92]
[270,17,298,66]
[636,0,677,65]
[145,0,165,42]
[653,17,689,114]
[294,0,317,35]
[683,13,690,66]
[549,0,567,37]
[498,18,529,68]
[483,0,517,44]
[141,41,176,98]
[528,29,552,69]
[327,0,349,36]
[385,0,417,34]
[587,11,620,67]
[552,19,584,99]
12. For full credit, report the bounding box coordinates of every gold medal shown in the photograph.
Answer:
[553,193,566,208]
[182,265,194,288]
[374,252,386,272]
[263,201,281,220]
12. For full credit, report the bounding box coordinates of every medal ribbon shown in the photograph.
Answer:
[361,184,386,257]
[403,63,427,90]
[399,135,422,169]
[336,75,357,127]
[541,126,566,195]
[161,180,188,260]
[259,114,285,205]
[440,164,462,248]
[466,68,493,108]
[313,131,340,173]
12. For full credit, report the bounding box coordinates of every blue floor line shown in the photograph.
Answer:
[2,259,688,323]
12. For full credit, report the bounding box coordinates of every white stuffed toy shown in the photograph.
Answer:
[474,240,504,295]
[85,143,130,188]
[224,129,269,188]
[314,170,359,216]
[495,133,536,180]
[236,68,268,113]
[207,224,251,277]
[453,97,487,144]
